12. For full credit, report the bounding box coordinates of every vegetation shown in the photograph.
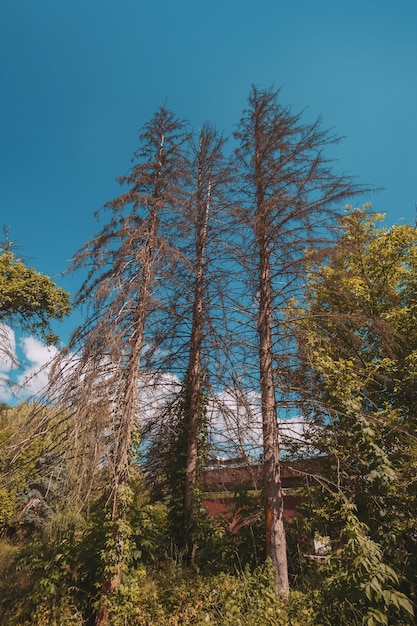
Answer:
[1,89,416,624]
[286,207,417,623]
[0,250,70,345]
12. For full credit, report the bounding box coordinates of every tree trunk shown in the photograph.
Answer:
[257,226,289,596]
[252,99,289,594]
[183,140,211,554]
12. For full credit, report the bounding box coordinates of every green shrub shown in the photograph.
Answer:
[108,561,316,625]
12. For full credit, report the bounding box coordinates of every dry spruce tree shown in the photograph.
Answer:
[142,123,234,559]
[232,86,366,595]
[180,124,234,554]
[48,106,190,625]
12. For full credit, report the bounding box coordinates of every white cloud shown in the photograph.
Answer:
[208,388,263,456]
[138,371,182,420]
[279,416,307,439]
[0,327,59,402]
[20,336,58,366]
[206,388,310,458]
[16,337,58,398]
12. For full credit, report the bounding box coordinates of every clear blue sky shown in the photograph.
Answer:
[1,0,417,345]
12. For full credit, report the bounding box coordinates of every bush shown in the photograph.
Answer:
[108,561,316,625]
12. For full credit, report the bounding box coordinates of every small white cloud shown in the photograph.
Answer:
[208,388,263,455]
[16,337,58,397]
[206,387,311,457]
[20,336,58,367]
[138,371,182,421]
[279,416,306,438]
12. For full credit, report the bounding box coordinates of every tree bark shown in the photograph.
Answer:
[258,247,289,595]
[182,125,231,556]
[183,133,211,554]
[256,193,289,596]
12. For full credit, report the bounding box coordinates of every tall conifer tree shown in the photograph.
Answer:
[49,106,190,625]
[233,86,364,594]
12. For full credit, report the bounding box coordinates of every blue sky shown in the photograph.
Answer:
[1,0,417,355]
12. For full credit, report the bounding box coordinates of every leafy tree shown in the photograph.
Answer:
[288,207,417,621]
[0,250,70,345]
[0,403,65,533]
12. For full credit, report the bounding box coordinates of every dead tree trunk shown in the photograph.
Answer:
[253,126,289,594]
[233,85,364,595]
[256,217,289,595]
[183,125,231,556]
[183,160,208,553]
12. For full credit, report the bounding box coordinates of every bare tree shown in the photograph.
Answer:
[48,106,190,625]
[182,124,233,554]
[141,123,235,557]
[232,86,366,595]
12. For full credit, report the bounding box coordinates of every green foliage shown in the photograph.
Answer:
[0,402,76,544]
[0,487,15,525]
[301,501,414,625]
[0,500,316,626]
[144,384,211,558]
[0,510,88,625]
[215,488,266,571]
[130,501,169,564]
[286,206,417,619]
[0,250,70,344]
[1,404,50,529]
[0,452,299,624]
[99,562,316,626]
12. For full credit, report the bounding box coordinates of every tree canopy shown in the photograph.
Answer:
[0,250,70,345]
[287,207,417,622]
